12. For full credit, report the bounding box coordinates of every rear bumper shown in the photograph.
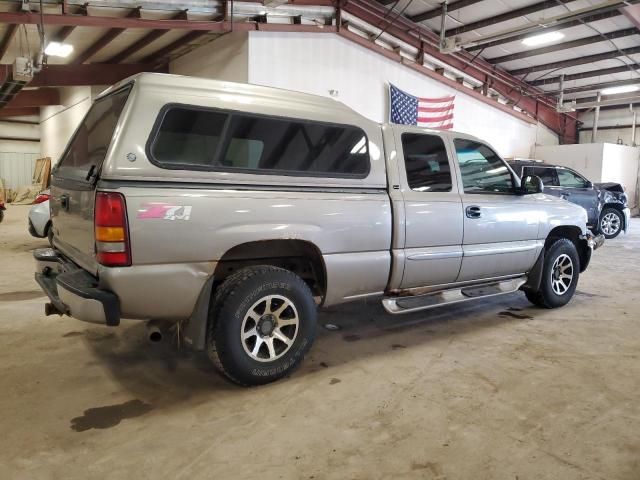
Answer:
[33,248,120,326]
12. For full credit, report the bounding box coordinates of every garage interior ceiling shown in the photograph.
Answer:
[376,0,640,111]
[0,0,639,138]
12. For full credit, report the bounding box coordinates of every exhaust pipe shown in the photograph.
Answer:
[146,322,163,343]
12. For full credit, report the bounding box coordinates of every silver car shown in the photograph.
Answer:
[28,191,53,245]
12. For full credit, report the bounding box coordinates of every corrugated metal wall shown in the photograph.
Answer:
[0,153,40,189]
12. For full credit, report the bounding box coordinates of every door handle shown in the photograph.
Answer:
[561,193,571,200]
[466,205,481,219]
[60,194,69,211]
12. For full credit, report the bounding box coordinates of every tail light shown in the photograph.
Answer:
[33,192,50,204]
[94,192,131,267]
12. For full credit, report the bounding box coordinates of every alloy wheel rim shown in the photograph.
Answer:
[241,295,299,362]
[551,253,574,296]
[600,213,620,236]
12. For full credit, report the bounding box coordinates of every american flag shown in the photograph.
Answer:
[389,84,455,130]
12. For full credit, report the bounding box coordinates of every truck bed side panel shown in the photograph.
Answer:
[97,183,392,318]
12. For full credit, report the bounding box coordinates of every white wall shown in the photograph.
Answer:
[535,144,605,182]
[578,128,638,146]
[602,143,639,209]
[170,32,249,82]
[247,31,559,158]
[40,86,93,164]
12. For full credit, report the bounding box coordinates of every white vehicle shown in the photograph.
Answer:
[28,190,53,245]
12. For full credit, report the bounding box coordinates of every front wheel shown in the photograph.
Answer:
[207,266,317,386]
[599,207,623,239]
[525,238,580,309]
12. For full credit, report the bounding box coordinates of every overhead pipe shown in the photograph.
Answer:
[592,92,601,142]
[631,104,637,146]
[439,1,447,51]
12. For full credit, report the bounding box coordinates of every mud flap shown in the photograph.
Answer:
[522,250,544,292]
[182,276,215,350]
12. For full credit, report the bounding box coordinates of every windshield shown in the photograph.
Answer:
[56,85,132,181]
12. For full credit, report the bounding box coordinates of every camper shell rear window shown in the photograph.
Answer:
[56,85,132,182]
[146,104,371,178]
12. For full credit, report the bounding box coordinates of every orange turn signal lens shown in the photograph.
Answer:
[95,226,125,242]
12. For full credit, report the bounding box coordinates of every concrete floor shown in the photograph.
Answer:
[0,204,639,480]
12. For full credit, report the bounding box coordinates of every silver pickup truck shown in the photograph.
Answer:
[35,73,603,385]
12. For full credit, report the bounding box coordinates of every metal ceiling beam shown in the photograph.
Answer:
[453,0,640,50]
[140,30,209,65]
[465,10,622,52]
[0,63,167,87]
[0,107,39,118]
[409,0,485,23]
[0,24,18,62]
[544,79,640,96]
[531,65,640,86]
[510,46,640,76]
[574,94,640,109]
[72,8,142,64]
[7,88,60,107]
[105,10,188,63]
[0,107,40,118]
[487,27,638,64]
[445,0,575,37]
[0,11,229,30]
[579,123,635,130]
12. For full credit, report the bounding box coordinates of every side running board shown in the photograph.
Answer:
[382,277,527,315]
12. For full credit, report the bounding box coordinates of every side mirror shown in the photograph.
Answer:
[520,175,544,195]
[585,181,594,189]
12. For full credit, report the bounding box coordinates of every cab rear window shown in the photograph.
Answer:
[148,105,370,178]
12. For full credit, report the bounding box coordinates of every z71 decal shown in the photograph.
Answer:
[138,203,192,221]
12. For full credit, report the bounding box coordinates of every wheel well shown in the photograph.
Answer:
[213,240,327,300]
[601,203,625,226]
[545,226,589,272]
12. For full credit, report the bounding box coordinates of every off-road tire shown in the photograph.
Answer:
[206,266,317,386]
[599,207,623,239]
[525,238,580,309]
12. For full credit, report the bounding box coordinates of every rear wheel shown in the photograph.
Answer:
[525,238,579,309]
[206,266,317,386]
[599,207,623,239]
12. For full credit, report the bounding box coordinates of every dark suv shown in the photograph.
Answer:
[508,160,630,239]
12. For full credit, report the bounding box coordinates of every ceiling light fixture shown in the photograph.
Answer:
[522,31,565,47]
[601,84,640,95]
[44,41,74,58]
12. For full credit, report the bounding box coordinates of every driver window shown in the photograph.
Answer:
[557,169,587,188]
[454,139,514,194]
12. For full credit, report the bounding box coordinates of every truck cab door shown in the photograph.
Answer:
[391,127,464,289]
[452,137,540,282]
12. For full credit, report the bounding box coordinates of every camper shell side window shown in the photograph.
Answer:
[146,104,371,179]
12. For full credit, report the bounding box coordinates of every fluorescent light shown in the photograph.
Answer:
[522,31,564,47]
[44,42,74,58]
[601,84,640,95]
